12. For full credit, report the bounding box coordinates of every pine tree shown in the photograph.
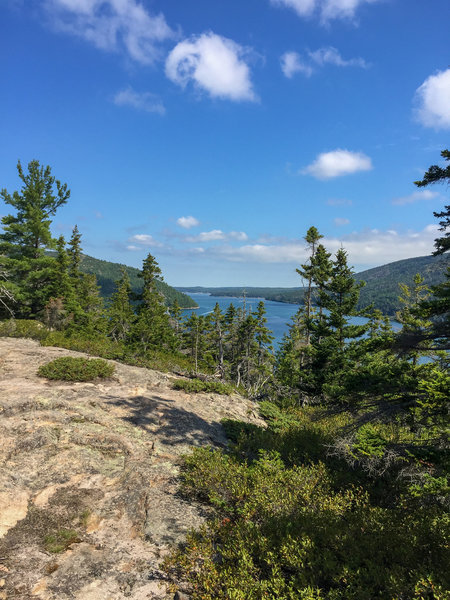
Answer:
[183,312,208,374]
[309,249,369,400]
[67,225,82,281]
[207,303,226,378]
[132,253,175,352]
[108,268,135,342]
[0,160,70,317]
[296,226,323,344]
[396,274,434,366]
[43,235,75,330]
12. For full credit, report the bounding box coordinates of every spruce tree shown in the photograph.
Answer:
[296,226,323,344]
[108,267,135,342]
[309,248,369,400]
[0,160,70,317]
[132,253,175,352]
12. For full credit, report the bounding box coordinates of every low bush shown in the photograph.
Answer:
[172,378,235,395]
[37,356,115,381]
[0,318,47,340]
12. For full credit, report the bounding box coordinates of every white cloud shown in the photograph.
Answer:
[320,0,380,22]
[186,229,226,242]
[165,32,257,102]
[270,0,317,17]
[177,216,200,229]
[269,0,381,22]
[206,226,440,268]
[414,69,450,130]
[127,233,164,248]
[229,231,249,241]
[44,0,173,64]
[281,47,367,78]
[334,217,350,226]
[308,46,367,68]
[113,87,165,115]
[392,190,438,206]
[185,230,248,243]
[280,52,313,78]
[302,149,373,179]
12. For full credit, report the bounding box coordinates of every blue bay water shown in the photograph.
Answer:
[182,294,374,349]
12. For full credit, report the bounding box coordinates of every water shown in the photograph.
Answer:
[183,294,381,349]
[183,294,300,347]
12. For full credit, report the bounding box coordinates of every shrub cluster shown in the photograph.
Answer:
[164,409,450,600]
[37,356,115,381]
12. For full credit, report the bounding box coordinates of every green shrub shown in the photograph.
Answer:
[0,318,47,340]
[165,446,450,600]
[172,378,235,395]
[37,356,115,381]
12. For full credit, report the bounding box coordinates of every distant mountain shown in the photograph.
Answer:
[78,254,198,309]
[356,254,448,314]
[178,254,448,316]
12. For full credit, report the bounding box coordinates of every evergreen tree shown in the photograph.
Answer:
[296,226,323,344]
[309,249,369,400]
[108,267,135,342]
[132,253,175,352]
[68,225,82,280]
[395,274,434,366]
[169,299,183,347]
[76,273,106,336]
[207,303,226,378]
[0,160,70,317]
[183,312,208,374]
[43,235,74,330]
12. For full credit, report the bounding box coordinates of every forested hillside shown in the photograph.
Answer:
[178,253,448,315]
[77,253,198,308]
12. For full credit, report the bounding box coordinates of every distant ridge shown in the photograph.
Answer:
[177,254,448,315]
[78,254,198,309]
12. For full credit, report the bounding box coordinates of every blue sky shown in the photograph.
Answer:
[0,0,449,286]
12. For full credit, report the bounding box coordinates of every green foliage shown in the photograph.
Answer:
[172,378,235,395]
[0,160,70,318]
[37,356,115,381]
[165,409,449,600]
[43,529,80,553]
[76,252,197,308]
[0,318,47,339]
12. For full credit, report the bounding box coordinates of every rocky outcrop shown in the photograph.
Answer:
[0,338,264,599]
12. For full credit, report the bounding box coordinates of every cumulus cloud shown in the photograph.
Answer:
[127,233,164,249]
[177,216,200,229]
[281,47,367,78]
[185,230,248,243]
[414,69,450,130]
[44,0,173,64]
[165,32,257,101]
[280,52,313,78]
[334,217,350,226]
[270,0,381,22]
[308,46,367,68]
[392,190,438,206]
[302,149,373,179]
[113,87,165,114]
[206,226,440,268]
